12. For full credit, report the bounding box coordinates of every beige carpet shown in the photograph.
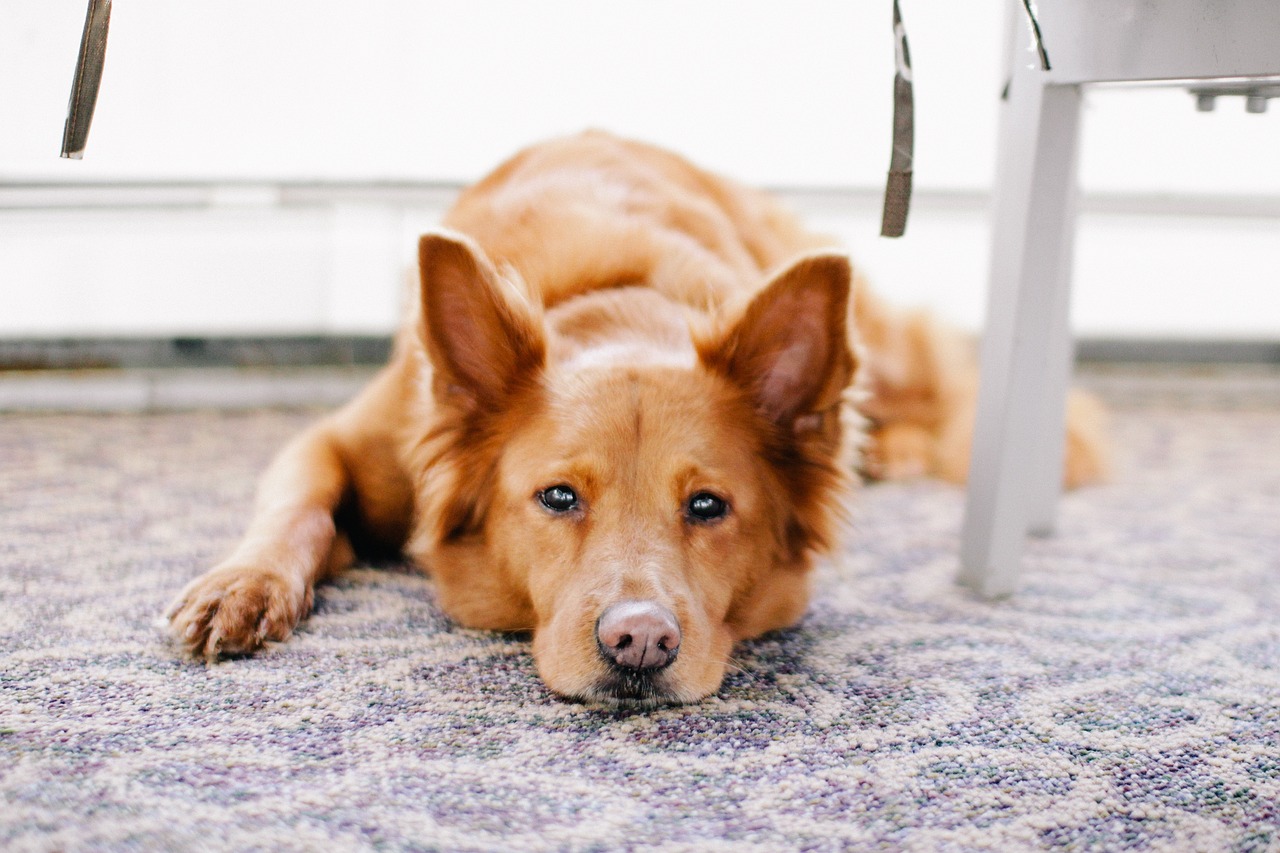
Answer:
[2,368,1278,851]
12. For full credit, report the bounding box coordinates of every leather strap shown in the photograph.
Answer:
[61,0,112,160]
[880,0,914,238]
[1021,0,1052,71]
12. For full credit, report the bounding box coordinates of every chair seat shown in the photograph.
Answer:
[1034,0,1280,84]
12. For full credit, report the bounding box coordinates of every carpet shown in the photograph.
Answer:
[2,369,1279,851]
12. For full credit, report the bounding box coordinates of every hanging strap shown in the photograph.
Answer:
[1020,0,1051,71]
[61,0,113,159]
[880,0,913,238]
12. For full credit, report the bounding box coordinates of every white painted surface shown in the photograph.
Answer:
[6,1,1278,192]
[1,207,333,335]
[1034,0,1280,84]
[962,0,1280,597]
[1,1,1277,339]
[3,193,1275,339]
[960,65,1083,597]
[805,202,1280,341]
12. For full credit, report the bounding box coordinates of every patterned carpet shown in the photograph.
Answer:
[2,369,1279,851]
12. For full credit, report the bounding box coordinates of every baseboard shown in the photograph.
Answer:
[2,335,1276,371]
[1075,337,1280,365]
[0,336,393,371]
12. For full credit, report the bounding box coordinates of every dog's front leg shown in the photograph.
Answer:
[165,423,354,659]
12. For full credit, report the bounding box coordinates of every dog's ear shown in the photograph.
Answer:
[700,253,856,425]
[419,230,545,410]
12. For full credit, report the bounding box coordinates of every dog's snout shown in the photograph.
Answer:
[596,601,681,671]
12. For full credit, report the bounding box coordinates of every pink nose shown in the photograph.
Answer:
[596,601,681,671]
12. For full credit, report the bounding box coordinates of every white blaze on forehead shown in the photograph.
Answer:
[560,342,697,374]
[603,599,669,624]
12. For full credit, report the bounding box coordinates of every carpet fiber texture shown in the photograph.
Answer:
[2,371,1279,851]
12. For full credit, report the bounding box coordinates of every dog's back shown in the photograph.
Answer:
[438,131,826,316]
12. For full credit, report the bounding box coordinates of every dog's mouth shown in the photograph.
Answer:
[602,668,668,701]
[578,668,683,707]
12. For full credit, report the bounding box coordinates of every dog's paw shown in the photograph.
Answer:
[164,564,312,660]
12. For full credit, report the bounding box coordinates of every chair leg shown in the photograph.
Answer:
[959,76,1083,598]
[1025,241,1077,538]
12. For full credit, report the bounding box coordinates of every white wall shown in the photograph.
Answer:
[2,0,1278,340]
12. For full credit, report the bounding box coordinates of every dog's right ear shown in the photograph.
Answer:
[418,231,546,411]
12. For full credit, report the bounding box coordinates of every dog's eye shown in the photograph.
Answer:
[686,492,728,522]
[538,484,580,513]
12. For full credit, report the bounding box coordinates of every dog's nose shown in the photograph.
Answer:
[596,601,681,671]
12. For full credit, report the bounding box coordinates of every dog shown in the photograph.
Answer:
[165,131,1107,704]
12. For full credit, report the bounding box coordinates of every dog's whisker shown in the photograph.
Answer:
[722,656,751,676]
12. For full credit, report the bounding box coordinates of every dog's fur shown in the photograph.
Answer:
[166,132,1107,704]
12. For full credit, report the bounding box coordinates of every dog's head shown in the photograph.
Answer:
[410,231,857,705]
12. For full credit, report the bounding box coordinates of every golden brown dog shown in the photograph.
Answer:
[166,132,1106,704]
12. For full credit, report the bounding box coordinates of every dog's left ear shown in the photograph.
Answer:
[699,253,856,425]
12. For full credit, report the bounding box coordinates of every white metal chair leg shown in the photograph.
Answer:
[959,70,1083,597]
[1024,225,1078,538]
[960,0,1279,597]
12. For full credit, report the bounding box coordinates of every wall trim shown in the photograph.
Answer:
[2,335,1276,372]
[4,181,1280,220]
